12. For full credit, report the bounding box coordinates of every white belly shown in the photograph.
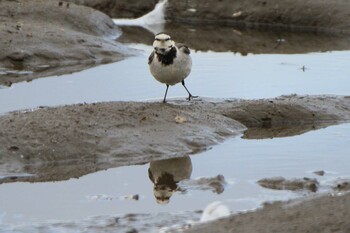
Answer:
[149,51,192,86]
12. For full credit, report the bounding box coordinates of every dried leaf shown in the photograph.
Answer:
[175,115,187,124]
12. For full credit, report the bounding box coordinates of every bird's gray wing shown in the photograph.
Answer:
[177,44,191,55]
[148,168,155,183]
[148,51,155,64]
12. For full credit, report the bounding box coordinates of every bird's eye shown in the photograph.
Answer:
[155,38,161,41]
[165,38,170,41]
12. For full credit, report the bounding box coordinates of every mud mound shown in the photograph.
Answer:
[0,0,131,85]
[1,95,350,183]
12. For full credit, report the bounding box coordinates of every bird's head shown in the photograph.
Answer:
[153,33,175,55]
[153,184,175,205]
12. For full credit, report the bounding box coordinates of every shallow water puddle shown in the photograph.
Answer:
[1,48,350,114]
[1,123,350,230]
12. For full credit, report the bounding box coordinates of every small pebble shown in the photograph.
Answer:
[313,170,325,176]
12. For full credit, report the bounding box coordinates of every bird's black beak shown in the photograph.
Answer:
[155,47,166,54]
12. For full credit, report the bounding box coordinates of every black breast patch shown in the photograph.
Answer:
[156,46,177,66]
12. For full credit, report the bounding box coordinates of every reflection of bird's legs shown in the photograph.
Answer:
[163,84,169,103]
[182,80,198,101]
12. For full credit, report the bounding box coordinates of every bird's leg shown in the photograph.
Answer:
[181,80,198,101]
[163,84,169,103]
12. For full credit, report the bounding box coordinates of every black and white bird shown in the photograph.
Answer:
[148,33,196,103]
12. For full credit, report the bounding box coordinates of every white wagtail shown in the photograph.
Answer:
[148,33,197,103]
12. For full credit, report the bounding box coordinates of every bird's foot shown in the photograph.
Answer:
[187,95,199,101]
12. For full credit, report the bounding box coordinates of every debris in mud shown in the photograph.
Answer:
[0,173,35,184]
[200,201,231,222]
[175,115,187,124]
[332,179,350,192]
[87,194,140,202]
[126,229,138,233]
[257,177,319,192]
[124,194,140,201]
[7,145,19,151]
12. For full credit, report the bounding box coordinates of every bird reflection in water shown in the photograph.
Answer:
[148,156,192,204]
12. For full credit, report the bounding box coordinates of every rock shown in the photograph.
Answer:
[313,170,325,176]
[200,201,230,222]
[333,179,350,192]
[257,177,319,192]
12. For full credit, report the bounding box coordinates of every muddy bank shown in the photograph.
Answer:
[166,0,350,34]
[1,95,350,183]
[73,0,350,34]
[69,0,158,19]
[0,0,132,85]
[182,192,350,233]
[118,24,350,54]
